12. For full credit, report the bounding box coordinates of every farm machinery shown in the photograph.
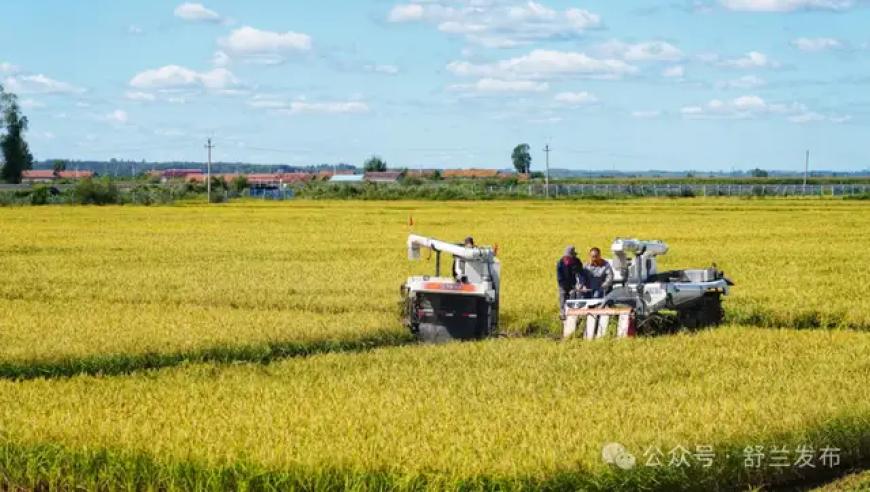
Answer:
[400,234,732,343]
[401,234,500,343]
[562,238,734,340]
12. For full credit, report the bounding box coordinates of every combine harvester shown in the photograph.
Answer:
[401,235,732,343]
[562,239,734,340]
[401,235,500,343]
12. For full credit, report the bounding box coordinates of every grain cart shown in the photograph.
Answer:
[563,238,733,339]
[401,234,500,343]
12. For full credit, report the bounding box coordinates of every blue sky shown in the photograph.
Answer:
[1,0,869,171]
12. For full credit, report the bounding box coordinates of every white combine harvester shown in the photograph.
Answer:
[401,234,500,343]
[563,238,733,339]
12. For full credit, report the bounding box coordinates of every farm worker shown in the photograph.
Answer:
[583,247,614,298]
[454,236,476,282]
[557,246,584,318]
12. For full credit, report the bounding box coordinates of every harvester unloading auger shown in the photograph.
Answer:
[401,235,732,343]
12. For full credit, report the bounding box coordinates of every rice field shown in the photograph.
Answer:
[1,198,869,490]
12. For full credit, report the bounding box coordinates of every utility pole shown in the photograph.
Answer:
[205,138,215,203]
[804,149,810,189]
[543,143,551,198]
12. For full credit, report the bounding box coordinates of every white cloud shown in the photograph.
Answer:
[0,62,18,73]
[718,51,776,69]
[554,91,598,104]
[174,3,221,22]
[719,0,853,11]
[791,37,842,52]
[105,109,129,124]
[449,78,549,93]
[248,96,370,114]
[632,110,661,119]
[128,25,144,35]
[789,112,851,123]
[681,95,846,123]
[3,74,83,94]
[284,101,370,115]
[715,75,766,89]
[125,91,156,101]
[387,1,601,47]
[212,50,230,67]
[218,26,312,64]
[597,41,684,62]
[447,49,637,80]
[388,4,425,22]
[662,65,685,78]
[129,65,238,90]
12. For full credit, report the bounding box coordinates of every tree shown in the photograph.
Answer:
[0,86,34,184]
[52,159,67,176]
[230,174,249,193]
[511,144,531,174]
[750,168,769,178]
[363,155,387,172]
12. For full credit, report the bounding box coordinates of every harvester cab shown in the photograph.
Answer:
[401,234,500,343]
[563,238,734,339]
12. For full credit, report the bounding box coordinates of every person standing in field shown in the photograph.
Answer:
[584,247,614,298]
[557,246,584,318]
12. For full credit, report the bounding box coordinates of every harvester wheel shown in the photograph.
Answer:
[677,295,724,330]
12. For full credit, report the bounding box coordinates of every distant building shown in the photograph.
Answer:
[364,171,402,183]
[21,170,95,183]
[161,169,203,181]
[442,169,499,179]
[329,174,364,183]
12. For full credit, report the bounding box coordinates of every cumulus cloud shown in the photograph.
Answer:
[217,26,312,64]
[125,91,157,101]
[718,51,776,69]
[387,1,601,47]
[248,96,370,114]
[0,62,18,73]
[129,65,238,90]
[105,109,129,124]
[447,49,637,80]
[681,95,847,123]
[719,0,854,11]
[791,37,843,52]
[596,41,684,62]
[174,3,221,22]
[283,101,370,115]
[553,91,598,104]
[449,78,549,93]
[2,74,84,94]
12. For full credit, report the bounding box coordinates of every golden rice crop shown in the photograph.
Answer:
[0,199,868,374]
[1,326,868,490]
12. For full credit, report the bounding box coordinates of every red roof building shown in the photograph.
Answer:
[21,170,95,182]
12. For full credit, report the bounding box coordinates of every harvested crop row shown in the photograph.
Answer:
[1,327,868,490]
